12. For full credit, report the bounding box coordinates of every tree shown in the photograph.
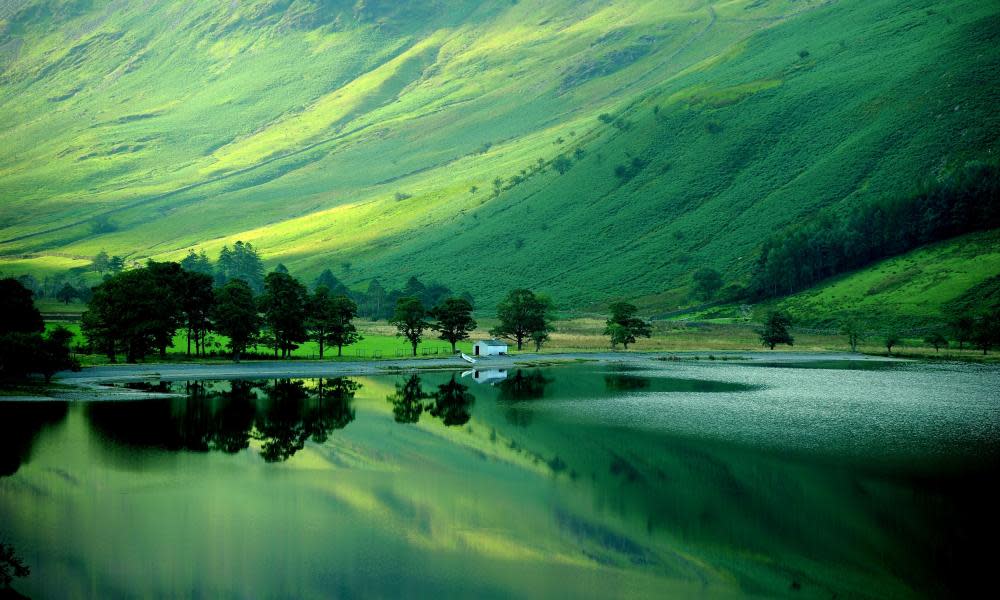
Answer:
[0,542,30,588]
[530,329,550,351]
[37,326,79,382]
[552,155,572,174]
[273,263,289,274]
[973,310,1000,355]
[839,318,866,352]
[0,278,44,335]
[92,250,110,274]
[923,332,948,352]
[108,255,125,273]
[491,289,554,351]
[259,271,308,358]
[430,297,477,353]
[308,287,361,357]
[180,271,215,356]
[212,279,260,362]
[429,376,475,426]
[56,281,77,304]
[215,241,264,292]
[146,261,186,357]
[884,332,902,355]
[314,269,349,296]
[950,313,976,350]
[180,249,213,276]
[603,301,652,350]
[390,297,430,356]
[757,311,794,350]
[691,268,724,301]
[82,267,177,363]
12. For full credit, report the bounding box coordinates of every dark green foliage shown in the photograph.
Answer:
[273,263,289,273]
[429,297,477,353]
[923,332,948,352]
[308,287,361,357]
[89,214,117,234]
[108,255,125,273]
[82,266,182,362]
[37,325,79,382]
[314,268,349,296]
[490,289,554,351]
[750,161,1000,299]
[604,301,652,349]
[390,296,430,356]
[180,270,215,356]
[212,279,260,361]
[0,542,30,588]
[387,374,430,423]
[179,249,213,276]
[757,311,794,350]
[691,268,723,301]
[0,278,44,334]
[884,331,902,355]
[215,241,264,292]
[259,271,308,358]
[91,250,110,274]
[973,309,1000,355]
[552,154,572,174]
[428,376,475,426]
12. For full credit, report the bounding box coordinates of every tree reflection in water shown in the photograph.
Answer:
[428,376,476,426]
[387,374,476,426]
[0,402,68,477]
[496,369,552,427]
[86,378,359,463]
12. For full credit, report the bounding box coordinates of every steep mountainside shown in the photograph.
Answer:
[1,0,998,309]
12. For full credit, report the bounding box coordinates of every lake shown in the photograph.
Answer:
[2,359,998,598]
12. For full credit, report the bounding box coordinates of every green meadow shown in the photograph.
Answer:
[2,0,998,319]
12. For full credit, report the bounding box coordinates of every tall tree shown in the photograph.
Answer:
[603,301,652,350]
[259,271,308,358]
[82,268,167,362]
[924,332,948,352]
[146,261,186,357]
[950,313,976,350]
[212,279,260,362]
[973,310,1000,355]
[430,297,477,353]
[314,269,349,296]
[92,250,110,274]
[390,296,429,356]
[308,287,361,357]
[490,289,554,351]
[180,249,213,276]
[180,271,216,356]
[885,332,902,355]
[386,374,429,423]
[757,311,794,350]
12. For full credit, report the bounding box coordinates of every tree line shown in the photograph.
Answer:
[74,252,566,362]
[748,160,999,299]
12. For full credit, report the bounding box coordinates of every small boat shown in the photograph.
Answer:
[460,353,477,364]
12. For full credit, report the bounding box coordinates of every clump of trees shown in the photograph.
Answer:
[691,268,723,301]
[0,278,78,382]
[604,301,651,349]
[749,161,1000,299]
[758,310,794,350]
[491,289,554,351]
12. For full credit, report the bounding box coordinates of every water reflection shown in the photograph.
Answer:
[0,402,68,477]
[90,378,359,462]
[386,374,476,426]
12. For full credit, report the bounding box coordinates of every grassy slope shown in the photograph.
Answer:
[1,0,998,314]
[774,230,1000,327]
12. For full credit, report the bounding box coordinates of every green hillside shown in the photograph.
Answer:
[1,0,998,311]
[771,230,1000,327]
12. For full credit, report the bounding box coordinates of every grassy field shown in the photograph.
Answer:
[2,0,998,316]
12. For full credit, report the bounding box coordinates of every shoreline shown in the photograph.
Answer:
[0,350,917,402]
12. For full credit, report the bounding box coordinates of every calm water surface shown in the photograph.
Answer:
[1,361,998,598]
